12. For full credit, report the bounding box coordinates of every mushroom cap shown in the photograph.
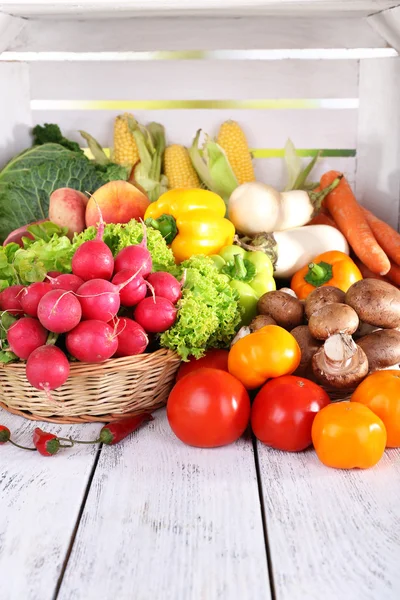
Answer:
[257,290,304,331]
[291,325,322,377]
[305,286,346,320]
[312,334,369,389]
[345,279,400,328]
[357,329,400,371]
[308,302,359,340]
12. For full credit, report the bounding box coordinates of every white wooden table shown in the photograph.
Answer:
[1,406,399,600]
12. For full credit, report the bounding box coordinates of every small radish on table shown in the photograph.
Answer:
[113,318,148,357]
[72,207,114,281]
[38,289,82,333]
[20,282,53,317]
[114,229,152,278]
[66,320,118,362]
[112,269,147,307]
[0,285,25,316]
[7,317,48,359]
[146,272,182,304]
[134,296,177,333]
[26,345,70,392]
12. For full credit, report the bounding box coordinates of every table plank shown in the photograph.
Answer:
[257,443,400,600]
[57,410,270,600]
[0,408,102,600]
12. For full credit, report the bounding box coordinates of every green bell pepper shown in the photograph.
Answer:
[210,245,275,325]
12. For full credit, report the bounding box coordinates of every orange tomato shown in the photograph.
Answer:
[351,370,400,448]
[228,325,301,389]
[311,402,387,469]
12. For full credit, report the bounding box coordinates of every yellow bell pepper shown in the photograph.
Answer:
[144,189,235,263]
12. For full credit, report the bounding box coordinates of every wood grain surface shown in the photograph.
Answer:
[0,408,102,600]
[57,410,270,600]
[257,443,400,600]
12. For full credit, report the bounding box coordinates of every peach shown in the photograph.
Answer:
[85,180,150,228]
[49,188,88,239]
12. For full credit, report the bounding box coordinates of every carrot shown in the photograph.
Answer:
[362,208,400,266]
[386,262,400,288]
[351,256,387,281]
[308,212,338,228]
[320,171,391,276]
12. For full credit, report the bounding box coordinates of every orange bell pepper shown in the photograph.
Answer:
[291,250,362,300]
[228,325,301,389]
[311,402,387,469]
[351,370,400,448]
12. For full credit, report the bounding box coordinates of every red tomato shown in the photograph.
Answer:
[167,367,250,448]
[251,375,330,451]
[176,349,229,382]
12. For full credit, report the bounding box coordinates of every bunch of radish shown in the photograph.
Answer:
[0,218,182,399]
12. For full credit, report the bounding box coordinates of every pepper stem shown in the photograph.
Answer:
[57,436,101,445]
[144,214,178,245]
[232,254,248,279]
[309,175,343,211]
[304,261,333,287]
[9,440,37,451]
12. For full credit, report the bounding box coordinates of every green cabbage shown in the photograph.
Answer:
[0,143,129,243]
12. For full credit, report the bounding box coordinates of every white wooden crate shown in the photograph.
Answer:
[1,3,400,600]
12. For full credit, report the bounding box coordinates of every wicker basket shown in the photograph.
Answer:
[0,348,181,424]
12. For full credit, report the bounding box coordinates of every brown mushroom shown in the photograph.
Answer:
[290,325,322,377]
[304,286,346,320]
[308,303,359,340]
[312,333,369,389]
[257,290,304,330]
[345,279,400,329]
[357,329,400,372]
[250,315,277,331]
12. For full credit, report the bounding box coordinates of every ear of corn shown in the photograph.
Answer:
[164,144,201,189]
[113,113,140,167]
[216,120,255,185]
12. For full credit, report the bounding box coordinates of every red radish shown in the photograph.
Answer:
[114,318,148,357]
[77,279,121,322]
[71,207,114,281]
[146,272,182,304]
[26,345,70,391]
[114,228,152,277]
[47,271,61,278]
[112,269,147,307]
[37,289,82,333]
[134,296,177,333]
[7,317,48,359]
[51,274,84,292]
[0,285,24,316]
[66,320,118,362]
[20,282,53,317]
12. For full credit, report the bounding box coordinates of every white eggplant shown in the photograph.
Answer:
[228,177,341,236]
[235,225,349,279]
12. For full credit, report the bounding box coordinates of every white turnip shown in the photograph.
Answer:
[0,285,24,316]
[37,289,82,333]
[134,296,177,333]
[20,282,53,317]
[66,320,118,362]
[71,208,114,281]
[26,345,70,391]
[146,272,182,304]
[112,269,147,307]
[7,317,48,359]
[114,318,148,357]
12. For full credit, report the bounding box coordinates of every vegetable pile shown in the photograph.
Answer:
[1,116,400,471]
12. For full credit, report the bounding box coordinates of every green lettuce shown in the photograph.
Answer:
[0,143,129,243]
[160,255,242,360]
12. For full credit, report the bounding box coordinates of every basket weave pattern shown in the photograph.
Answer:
[0,349,181,424]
